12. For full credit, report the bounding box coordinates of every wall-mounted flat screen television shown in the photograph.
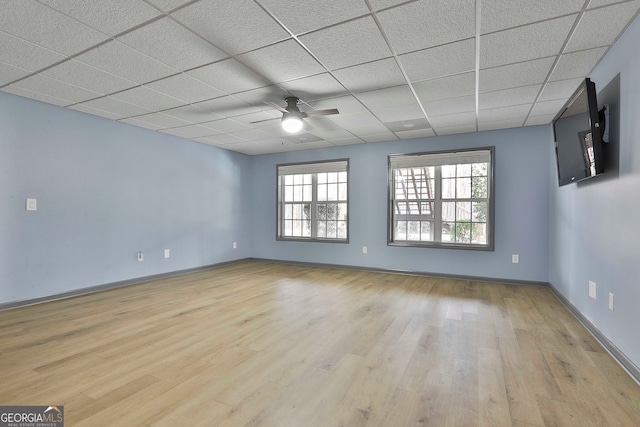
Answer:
[552,78,607,186]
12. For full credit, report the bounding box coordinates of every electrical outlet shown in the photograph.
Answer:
[164,249,170,259]
[137,251,143,262]
[362,246,368,254]
[233,242,237,249]
[609,293,614,311]
[589,281,597,299]
[512,254,519,264]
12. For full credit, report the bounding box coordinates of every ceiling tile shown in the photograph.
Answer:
[480,15,576,68]
[481,0,584,34]
[377,0,475,54]
[279,73,348,101]
[194,96,264,118]
[299,16,392,70]
[368,0,414,11]
[360,133,399,143]
[372,103,425,122]
[333,58,405,93]
[548,47,607,81]
[171,0,290,55]
[423,95,476,117]
[281,133,324,144]
[1,86,69,107]
[479,57,555,93]
[329,111,383,129]
[330,136,366,146]
[11,74,102,104]
[0,32,65,72]
[76,40,178,84]
[110,86,186,111]
[529,99,566,117]
[413,72,475,103]
[308,95,368,115]
[395,128,436,139]
[0,1,107,55]
[565,1,640,52]
[117,18,228,71]
[355,85,416,109]
[478,85,541,110]
[121,112,192,129]
[538,78,583,101]
[231,85,290,107]
[0,62,31,86]
[237,39,325,83]
[229,128,274,141]
[428,112,476,128]
[187,59,271,94]
[146,0,192,12]
[258,0,370,34]
[384,118,431,132]
[201,119,250,133]
[39,0,161,36]
[78,96,152,119]
[434,122,477,135]
[118,117,164,131]
[588,0,636,7]
[161,124,219,139]
[162,104,223,124]
[350,122,394,137]
[145,74,226,104]
[68,103,123,120]
[525,114,556,126]
[400,39,476,83]
[478,117,525,131]
[309,128,354,141]
[41,59,137,94]
[194,133,246,145]
[478,104,531,122]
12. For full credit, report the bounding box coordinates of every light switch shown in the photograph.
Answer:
[26,198,37,211]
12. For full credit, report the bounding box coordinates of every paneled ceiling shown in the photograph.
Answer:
[2,0,639,155]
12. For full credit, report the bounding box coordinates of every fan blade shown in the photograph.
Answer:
[249,116,281,124]
[265,101,288,114]
[301,108,339,118]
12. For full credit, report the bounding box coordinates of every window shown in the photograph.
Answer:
[277,159,349,242]
[388,148,493,250]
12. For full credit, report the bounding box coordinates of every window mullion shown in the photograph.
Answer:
[311,174,318,238]
[434,165,442,242]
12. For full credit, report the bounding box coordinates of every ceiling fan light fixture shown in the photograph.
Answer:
[281,112,303,133]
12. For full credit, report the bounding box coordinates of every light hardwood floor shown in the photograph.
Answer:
[1,261,639,426]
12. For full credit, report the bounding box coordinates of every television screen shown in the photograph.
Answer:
[552,78,605,186]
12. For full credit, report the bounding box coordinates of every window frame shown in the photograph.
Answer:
[276,159,350,243]
[387,147,495,251]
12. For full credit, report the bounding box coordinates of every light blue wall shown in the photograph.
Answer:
[0,92,251,304]
[548,14,640,371]
[250,125,550,283]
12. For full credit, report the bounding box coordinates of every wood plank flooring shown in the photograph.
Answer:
[1,261,639,426]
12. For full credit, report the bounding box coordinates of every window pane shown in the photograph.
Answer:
[328,183,338,201]
[395,221,407,240]
[407,221,421,240]
[338,203,348,221]
[442,202,456,221]
[338,221,347,239]
[303,184,312,201]
[472,201,487,222]
[452,220,472,243]
[284,186,293,201]
[318,184,327,201]
[318,173,327,184]
[456,202,471,221]
[442,164,456,178]
[420,221,432,241]
[457,177,471,199]
[442,178,455,199]
[457,163,471,177]
[338,183,347,200]
[441,222,452,241]
[472,177,487,198]
[472,163,487,177]
[284,175,293,185]
[328,172,338,183]
[473,223,487,244]
[338,171,347,182]
[317,221,326,238]
[304,174,312,184]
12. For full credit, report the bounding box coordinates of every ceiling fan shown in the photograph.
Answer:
[251,97,339,133]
